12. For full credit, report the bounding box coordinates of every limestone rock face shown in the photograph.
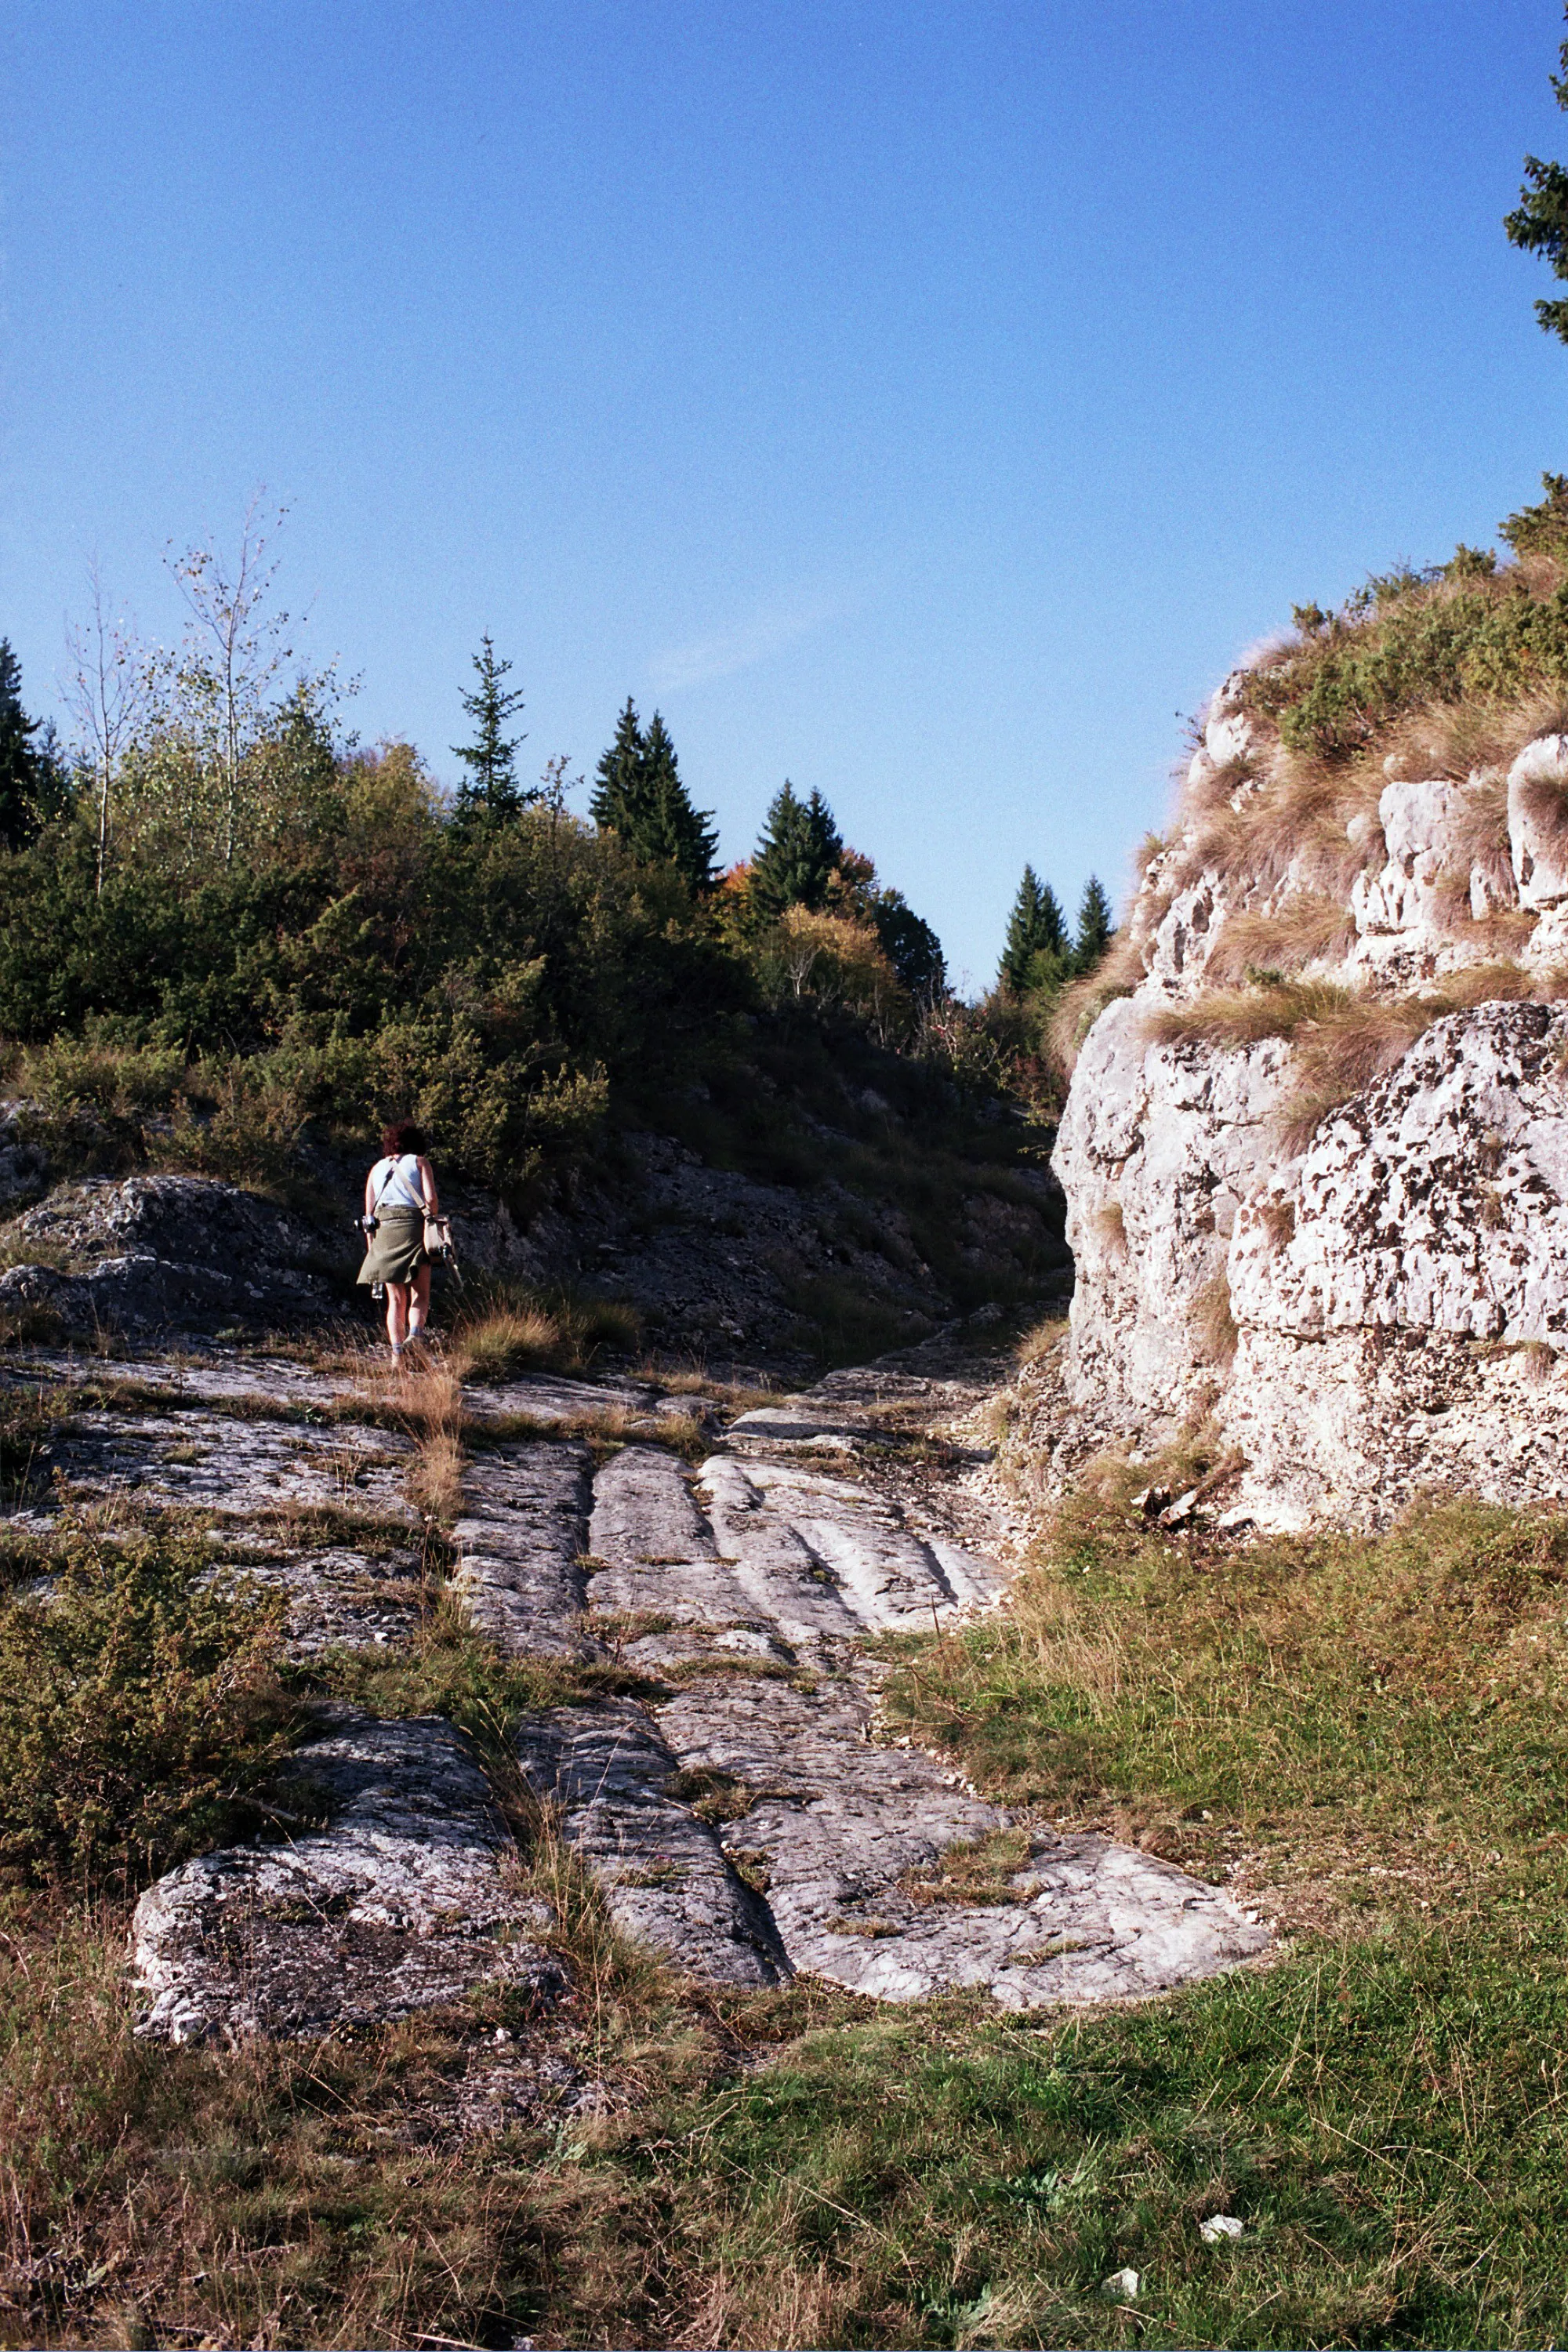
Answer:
[1229,1005,1568,1347]
[1051,696,1568,1528]
[1054,995,1291,1428]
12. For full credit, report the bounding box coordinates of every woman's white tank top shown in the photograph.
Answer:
[371,1154,426,1212]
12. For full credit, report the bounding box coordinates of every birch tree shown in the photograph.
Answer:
[64,560,151,895]
[166,493,294,866]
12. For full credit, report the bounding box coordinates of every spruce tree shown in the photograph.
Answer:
[452,634,529,823]
[997,865,1067,994]
[0,640,45,853]
[590,702,717,889]
[590,698,645,835]
[1072,875,1114,975]
[750,782,844,916]
[1506,9,1568,341]
[637,711,719,889]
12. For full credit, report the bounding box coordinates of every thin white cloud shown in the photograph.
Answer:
[648,587,851,694]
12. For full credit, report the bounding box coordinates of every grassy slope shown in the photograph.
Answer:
[3,1367,1568,2347]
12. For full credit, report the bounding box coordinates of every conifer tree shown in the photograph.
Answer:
[750,782,844,917]
[1506,8,1568,341]
[872,891,946,996]
[452,635,529,823]
[590,701,717,889]
[997,864,1067,994]
[637,711,719,890]
[590,698,645,835]
[1072,875,1114,975]
[0,640,47,853]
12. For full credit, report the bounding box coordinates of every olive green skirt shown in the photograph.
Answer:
[357,1207,427,1287]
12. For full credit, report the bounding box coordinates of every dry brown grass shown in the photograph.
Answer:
[1200,891,1357,985]
[1189,1269,1238,1366]
[1146,965,1555,1156]
[1013,1312,1069,1371]
[449,1305,563,1381]
[1149,746,1386,935]
[1047,931,1143,1067]
[1091,1200,1126,1259]
[448,1292,642,1383]
[1377,686,1568,785]
[406,1428,464,1519]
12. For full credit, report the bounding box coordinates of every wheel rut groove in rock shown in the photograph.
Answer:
[481,1388,1271,2005]
[5,1348,1269,2034]
[453,1440,595,1657]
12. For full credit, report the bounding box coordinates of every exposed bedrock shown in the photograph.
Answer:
[97,1358,1267,2032]
[503,1407,1267,2005]
[1051,688,1568,1528]
[132,1714,557,2045]
[0,1174,334,1335]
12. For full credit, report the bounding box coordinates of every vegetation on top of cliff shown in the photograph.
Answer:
[1236,475,1568,763]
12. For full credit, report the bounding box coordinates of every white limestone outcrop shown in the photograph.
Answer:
[1051,697,1568,1529]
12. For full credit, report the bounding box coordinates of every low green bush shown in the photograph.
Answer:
[0,1520,292,1888]
[1240,480,1568,760]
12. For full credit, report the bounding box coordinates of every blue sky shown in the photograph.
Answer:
[3,1,1567,991]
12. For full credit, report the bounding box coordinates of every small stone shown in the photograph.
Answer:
[1102,2267,1140,2299]
[1199,2214,1244,2244]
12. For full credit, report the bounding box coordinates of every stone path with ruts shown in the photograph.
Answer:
[1,1344,1269,2038]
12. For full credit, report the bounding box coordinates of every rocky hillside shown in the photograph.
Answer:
[0,1022,1070,1379]
[1039,511,1568,1530]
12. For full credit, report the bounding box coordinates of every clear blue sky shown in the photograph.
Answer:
[3,0,1566,992]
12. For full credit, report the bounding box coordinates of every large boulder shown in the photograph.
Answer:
[0,1174,338,1337]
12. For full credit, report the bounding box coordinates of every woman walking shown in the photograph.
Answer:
[358,1119,442,1367]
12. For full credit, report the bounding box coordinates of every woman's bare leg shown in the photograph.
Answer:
[385,1282,411,1360]
[407,1263,433,1345]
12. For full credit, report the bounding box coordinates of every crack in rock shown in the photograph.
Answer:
[517,1698,789,1986]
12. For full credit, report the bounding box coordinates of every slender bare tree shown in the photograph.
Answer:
[63,558,151,896]
[166,492,294,866]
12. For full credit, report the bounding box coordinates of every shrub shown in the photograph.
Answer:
[0,1520,290,1887]
[1239,550,1568,762]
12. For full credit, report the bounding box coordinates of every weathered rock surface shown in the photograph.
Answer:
[1049,672,1568,1526]
[38,1338,1265,2033]
[453,1442,593,1657]
[0,1175,334,1337]
[132,1713,555,2043]
[45,1408,415,1523]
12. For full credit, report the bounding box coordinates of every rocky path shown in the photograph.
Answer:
[1,1340,1268,2042]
